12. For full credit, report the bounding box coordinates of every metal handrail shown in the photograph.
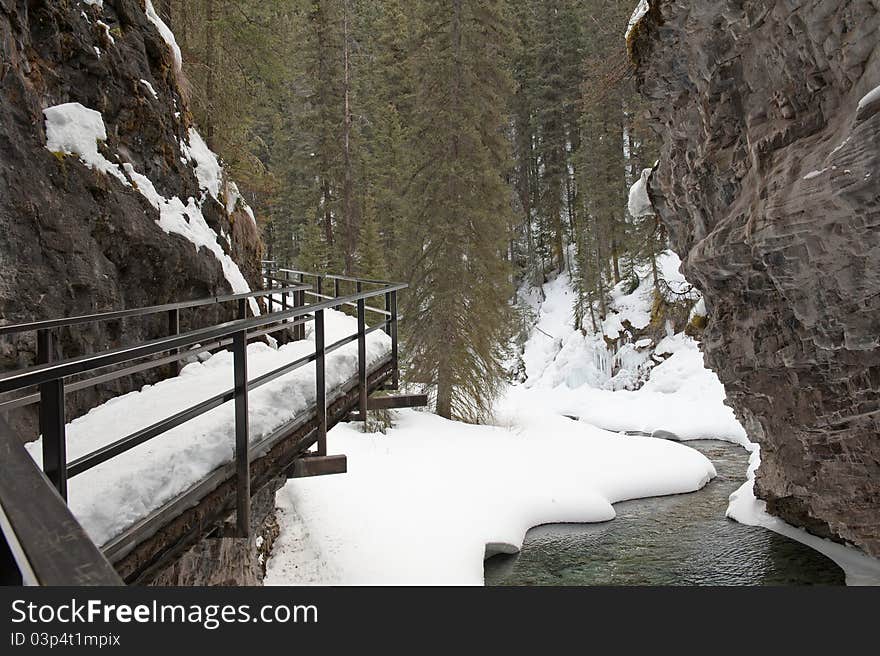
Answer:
[0,284,310,337]
[277,267,402,287]
[0,264,404,563]
[0,417,122,585]
[0,315,315,413]
[0,285,403,393]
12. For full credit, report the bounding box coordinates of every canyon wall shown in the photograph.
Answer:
[630,0,880,555]
[0,0,262,437]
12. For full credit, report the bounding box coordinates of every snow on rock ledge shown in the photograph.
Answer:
[628,166,656,217]
[122,163,258,315]
[144,0,182,73]
[182,128,223,201]
[41,101,257,313]
[43,103,127,184]
[626,0,650,42]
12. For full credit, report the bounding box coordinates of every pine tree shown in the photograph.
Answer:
[355,210,387,280]
[297,219,331,273]
[357,0,414,281]
[170,0,667,418]
[402,0,514,422]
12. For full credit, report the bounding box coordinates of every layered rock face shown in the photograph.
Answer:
[0,1,262,437]
[630,1,880,555]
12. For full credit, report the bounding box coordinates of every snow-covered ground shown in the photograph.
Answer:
[27,309,390,547]
[265,409,714,585]
[265,262,733,585]
[510,253,745,443]
[267,252,880,585]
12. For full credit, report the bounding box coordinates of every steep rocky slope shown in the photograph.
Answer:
[0,0,262,437]
[630,1,879,555]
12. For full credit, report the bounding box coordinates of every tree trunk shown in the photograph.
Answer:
[436,361,453,419]
[322,179,334,247]
[433,0,463,422]
[587,288,598,332]
[595,220,608,318]
[565,167,576,233]
[342,0,356,275]
[649,232,660,294]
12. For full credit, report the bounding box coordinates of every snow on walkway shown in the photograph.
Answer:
[26,309,390,547]
[265,409,715,585]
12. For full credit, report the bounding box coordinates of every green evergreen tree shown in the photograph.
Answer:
[355,210,387,280]
[402,0,514,422]
[297,219,331,273]
[170,0,666,424]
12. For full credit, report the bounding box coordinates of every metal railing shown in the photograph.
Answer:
[0,285,310,413]
[0,269,405,583]
[262,261,400,391]
[0,416,122,585]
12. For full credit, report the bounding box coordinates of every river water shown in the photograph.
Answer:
[484,440,844,585]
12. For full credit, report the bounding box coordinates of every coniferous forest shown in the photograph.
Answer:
[162,0,659,421]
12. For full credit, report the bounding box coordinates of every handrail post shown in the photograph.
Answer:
[315,309,327,456]
[334,278,341,299]
[357,288,367,428]
[266,261,275,314]
[384,292,392,337]
[37,329,67,500]
[299,290,307,340]
[296,274,306,341]
[232,330,250,538]
[168,308,180,376]
[281,286,290,340]
[237,298,247,321]
[390,290,399,390]
[289,276,303,342]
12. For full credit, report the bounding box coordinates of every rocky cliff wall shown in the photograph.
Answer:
[630,1,880,555]
[0,0,263,437]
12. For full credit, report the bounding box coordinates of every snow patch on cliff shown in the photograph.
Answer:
[122,162,258,315]
[625,1,650,41]
[42,76,256,306]
[95,20,114,44]
[43,103,128,184]
[226,181,257,224]
[628,166,655,217]
[140,79,159,100]
[144,0,182,73]
[857,84,880,110]
[181,128,223,201]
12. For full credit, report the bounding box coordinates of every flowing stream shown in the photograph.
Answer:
[484,440,844,585]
